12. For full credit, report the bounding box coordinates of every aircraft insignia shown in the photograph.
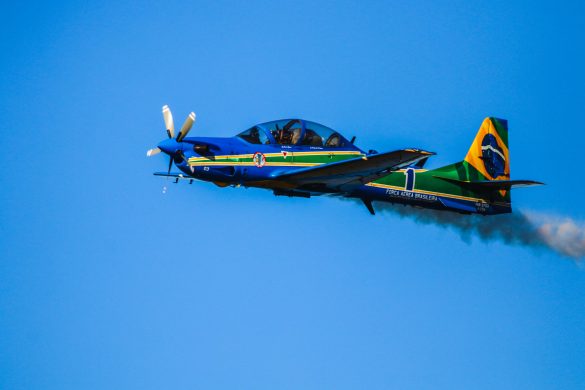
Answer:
[253,152,266,167]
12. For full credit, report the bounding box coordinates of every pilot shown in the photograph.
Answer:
[271,129,283,144]
[277,129,291,144]
[302,129,323,146]
[291,127,302,144]
[325,133,341,147]
[248,127,261,144]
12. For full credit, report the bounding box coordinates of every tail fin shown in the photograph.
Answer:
[464,117,510,181]
[431,118,542,214]
[429,117,512,208]
[430,118,542,212]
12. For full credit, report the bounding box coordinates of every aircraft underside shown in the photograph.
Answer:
[171,163,512,215]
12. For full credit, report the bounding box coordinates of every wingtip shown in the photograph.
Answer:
[404,148,435,155]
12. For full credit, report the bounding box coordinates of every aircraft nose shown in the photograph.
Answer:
[157,138,179,155]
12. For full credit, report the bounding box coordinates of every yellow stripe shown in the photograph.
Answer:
[188,151,362,161]
[366,182,486,203]
[188,162,322,167]
[395,169,428,173]
[293,151,362,156]
[189,153,361,165]
[189,154,252,161]
[366,182,509,206]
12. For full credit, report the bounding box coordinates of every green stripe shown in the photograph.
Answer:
[490,117,509,147]
[190,152,361,165]
[373,161,510,202]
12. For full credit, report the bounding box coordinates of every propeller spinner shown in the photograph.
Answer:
[147,105,196,174]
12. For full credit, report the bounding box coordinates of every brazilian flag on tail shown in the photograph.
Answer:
[465,117,510,182]
[430,117,541,206]
[464,117,511,200]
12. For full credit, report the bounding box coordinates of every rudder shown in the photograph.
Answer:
[464,117,510,181]
[429,117,542,214]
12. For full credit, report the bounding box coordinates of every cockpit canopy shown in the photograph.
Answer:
[237,119,350,148]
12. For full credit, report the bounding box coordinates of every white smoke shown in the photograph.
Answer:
[531,214,585,259]
[357,201,585,259]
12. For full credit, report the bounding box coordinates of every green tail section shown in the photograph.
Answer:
[367,117,541,215]
[430,117,512,203]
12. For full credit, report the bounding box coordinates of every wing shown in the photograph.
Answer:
[153,172,197,183]
[154,172,191,179]
[263,148,434,192]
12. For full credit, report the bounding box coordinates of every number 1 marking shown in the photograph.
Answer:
[404,168,415,191]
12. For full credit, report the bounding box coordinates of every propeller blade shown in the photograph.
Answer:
[167,156,173,174]
[177,112,196,142]
[146,147,161,157]
[162,105,175,138]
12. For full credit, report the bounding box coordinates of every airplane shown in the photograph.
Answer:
[147,105,542,215]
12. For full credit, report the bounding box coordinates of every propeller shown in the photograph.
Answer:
[177,112,196,142]
[147,147,161,157]
[162,104,175,138]
[147,105,197,175]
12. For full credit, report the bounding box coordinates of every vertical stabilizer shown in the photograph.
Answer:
[464,117,510,181]
[428,117,514,209]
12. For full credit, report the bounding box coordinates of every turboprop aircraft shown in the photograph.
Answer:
[147,105,542,215]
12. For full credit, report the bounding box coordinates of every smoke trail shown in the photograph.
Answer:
[357,200,585,259]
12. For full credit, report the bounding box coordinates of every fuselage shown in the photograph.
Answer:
[172,132,509,216]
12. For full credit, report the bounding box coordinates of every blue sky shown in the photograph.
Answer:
[1,0,585,388]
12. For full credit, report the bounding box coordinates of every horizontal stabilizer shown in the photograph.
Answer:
[434,175,544,191]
